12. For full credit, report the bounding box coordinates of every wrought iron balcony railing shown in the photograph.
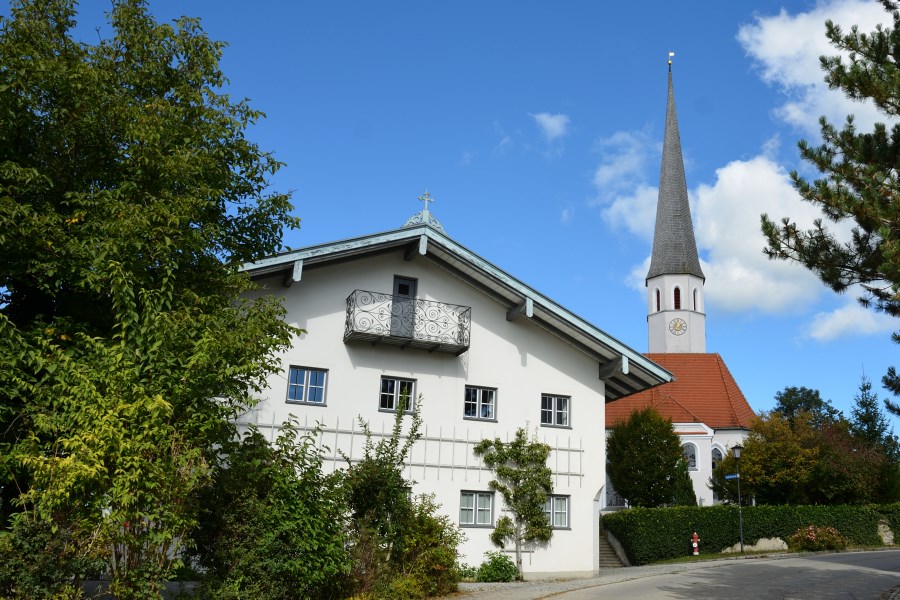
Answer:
[344,289,471,355]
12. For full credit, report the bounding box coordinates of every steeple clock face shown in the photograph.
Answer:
[668,318,687,336]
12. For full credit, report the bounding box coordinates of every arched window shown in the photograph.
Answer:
[673,287,681,310]
[682,443,697,471]
[693,287,699,311]
[655,288,661,312]
[711,447,723,471]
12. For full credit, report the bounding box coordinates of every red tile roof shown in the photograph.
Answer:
[606,353,755,429]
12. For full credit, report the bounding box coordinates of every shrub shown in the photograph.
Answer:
[603,503,885,565]
[477,551,518,582]
[456,562,478,581]
[787,524,848,551]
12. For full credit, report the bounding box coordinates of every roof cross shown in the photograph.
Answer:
[418,190,435,212]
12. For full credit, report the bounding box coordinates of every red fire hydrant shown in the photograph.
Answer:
[691,532,700,556]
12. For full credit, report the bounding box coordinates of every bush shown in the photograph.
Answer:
[476,551,518,582]
[456,562,478,581]
[787,524,848,551]
[187,422,350,600]
[603,503,886,565]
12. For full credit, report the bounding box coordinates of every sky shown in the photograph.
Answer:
[9,0,900,423]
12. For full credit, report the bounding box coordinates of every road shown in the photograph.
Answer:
[456,550,900,600]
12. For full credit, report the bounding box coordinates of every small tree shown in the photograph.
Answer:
[473,428,552,581]
[672,460,697,506]
[773,386,842,427]
[606,407,682,507]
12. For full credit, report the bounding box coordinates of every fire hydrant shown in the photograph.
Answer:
[691,531,700,556]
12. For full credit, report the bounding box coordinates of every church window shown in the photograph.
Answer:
[682,443,698,471]
[655,288,661,312]
[693,287,699,311]
[674,286,682,310]
[711,447,723,471]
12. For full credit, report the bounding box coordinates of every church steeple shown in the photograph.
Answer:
[646,59,706,353]
[647,66,704,281]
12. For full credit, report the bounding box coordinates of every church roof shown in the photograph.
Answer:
[646,69,705,281]
[605,353,755,429]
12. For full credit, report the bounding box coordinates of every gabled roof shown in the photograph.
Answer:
[647,69,704,281]
[241,221,672,401]
[605,353,755,429]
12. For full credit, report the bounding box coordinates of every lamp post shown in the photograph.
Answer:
[732,444,744,553]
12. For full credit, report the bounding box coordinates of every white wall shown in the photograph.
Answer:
[244,250,608,577]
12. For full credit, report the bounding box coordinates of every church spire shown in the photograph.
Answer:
[646,63,704,282]
[646,58,706,354]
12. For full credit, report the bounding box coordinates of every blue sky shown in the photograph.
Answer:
[14,0,900,422]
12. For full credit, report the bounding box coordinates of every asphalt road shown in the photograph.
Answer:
[455,550,900,600]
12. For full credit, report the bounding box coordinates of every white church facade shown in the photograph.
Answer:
[239,200,671,577]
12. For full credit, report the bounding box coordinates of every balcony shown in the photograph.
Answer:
[344,289,471,355]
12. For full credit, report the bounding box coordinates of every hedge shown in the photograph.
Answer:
[601,504,898,566]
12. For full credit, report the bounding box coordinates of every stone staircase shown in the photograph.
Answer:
[599,526,624,568]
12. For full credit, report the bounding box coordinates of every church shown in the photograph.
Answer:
[604,63,755,508]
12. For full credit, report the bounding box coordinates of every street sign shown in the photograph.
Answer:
[724,474,739,480]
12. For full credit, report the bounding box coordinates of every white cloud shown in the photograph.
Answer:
[602,183,659,241]
[492,134,511,156]
[738,0,890,134]
[693,154,825,312]
[804,300,897,341]
[560,207,573,224]
[591,130,656,198]
[531,112,570,141]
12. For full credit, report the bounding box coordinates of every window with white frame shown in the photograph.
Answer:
[464,386,496,420]
[543,495,569,528]
[287,366,327,404]
[540,394,570,427]
[683,443,698,471]
[379,376,415,412]
[459,491,493,526]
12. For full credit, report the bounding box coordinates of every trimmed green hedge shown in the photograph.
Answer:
[602,504,894,566]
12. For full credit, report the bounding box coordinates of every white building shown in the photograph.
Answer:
[240,200,671,577]
[604,64,755,509]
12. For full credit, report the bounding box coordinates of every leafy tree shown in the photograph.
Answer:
[343,394,423,587]
[759,1,900,414]
[711,409,891,505]
[0,0,297,594]
[672,459,697,506]
[606,407,683,508]
[473,427,553,581]
[188,421,349,600]
[773,386,842,427]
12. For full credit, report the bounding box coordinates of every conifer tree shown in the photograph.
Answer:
[606,407,683,508]
[760,1,900,414]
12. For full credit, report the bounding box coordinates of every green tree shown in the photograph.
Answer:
[473,428,553,581]
[672,459,697,506]
[606,407,683,508]
[849,375,900,501]
[850,375,898,458]
[0,0,297,595]
[712,408,889,505]
[188,420,349,600]
[759,1,900,415]
[773,386,842,427]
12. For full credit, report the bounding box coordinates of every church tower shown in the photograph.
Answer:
[647,60,706,353]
